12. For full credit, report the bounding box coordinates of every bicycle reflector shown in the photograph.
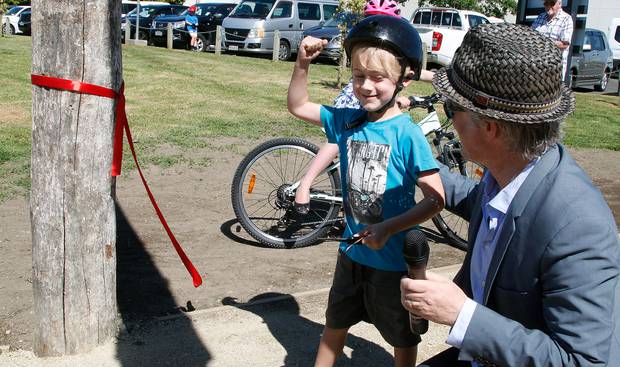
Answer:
[248,174,256,194]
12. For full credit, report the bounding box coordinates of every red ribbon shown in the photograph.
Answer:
[31,74,203,288]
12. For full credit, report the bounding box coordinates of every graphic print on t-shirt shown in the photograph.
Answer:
[346,139,391,225]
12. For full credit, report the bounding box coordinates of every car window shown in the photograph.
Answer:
[122,4,137,14]
[441,12,452,26]
[173,7,186,15]
[6,6,24,16]
[591,34,605,51]
[431,11,442,25]
[453,13,462,27]
[468,15,485,28]
[230,0,276,18]
[271,1,292,18]
[615,26,620,43]
[323,4,338,20]
[298,3,320,20]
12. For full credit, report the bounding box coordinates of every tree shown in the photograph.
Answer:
[419,0,517,18]
[31,0,121,356]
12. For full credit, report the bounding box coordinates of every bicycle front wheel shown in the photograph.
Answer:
[231,138,341,249]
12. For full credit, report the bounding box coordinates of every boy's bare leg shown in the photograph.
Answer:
[314,326,348,367]
[394,345,417,367]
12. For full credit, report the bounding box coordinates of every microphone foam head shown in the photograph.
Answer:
[403,229,429,265]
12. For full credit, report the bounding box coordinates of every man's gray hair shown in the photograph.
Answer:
[469,112,564,161]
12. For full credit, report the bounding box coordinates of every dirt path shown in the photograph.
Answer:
[0,141,618,353]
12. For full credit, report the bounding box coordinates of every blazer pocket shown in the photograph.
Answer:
[492,285,542,329]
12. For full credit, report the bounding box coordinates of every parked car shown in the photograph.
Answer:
[570,28,614,91]
[410,7,490,69]
[609,18,620,73]
[300,11,359,62]
[150,1,237,52]
[2,5,30,35]
[222,0,339,61]
[122,4,187,42]
[17,9,31,36]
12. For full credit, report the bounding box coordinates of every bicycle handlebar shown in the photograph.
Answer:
[407,93,442,110]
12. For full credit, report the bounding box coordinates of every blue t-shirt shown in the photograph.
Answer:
[321,106,438,271]
[185,15,198,32]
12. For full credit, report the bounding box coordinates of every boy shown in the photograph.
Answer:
[185,5,198,50]
[287,15,445,367]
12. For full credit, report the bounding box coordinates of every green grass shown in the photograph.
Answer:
[1,35,619,201]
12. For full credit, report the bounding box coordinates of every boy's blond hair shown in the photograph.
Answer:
[350,43,412,83]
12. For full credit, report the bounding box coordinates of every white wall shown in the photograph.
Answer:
[585,0,620,34]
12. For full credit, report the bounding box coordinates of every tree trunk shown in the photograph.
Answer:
[30,0,122,356]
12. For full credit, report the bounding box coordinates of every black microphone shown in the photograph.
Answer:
[403,229,430,335]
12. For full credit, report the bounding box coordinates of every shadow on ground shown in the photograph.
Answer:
[223,293,394,366]
[115,203,211,366]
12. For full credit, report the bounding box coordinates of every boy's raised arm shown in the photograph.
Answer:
[287,37,328,126]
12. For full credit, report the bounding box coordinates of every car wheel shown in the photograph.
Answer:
[568,69,577,89]
[278,40,291,61]
[4,24,15,35]
[594,70,610,91]
[193,34,208,52]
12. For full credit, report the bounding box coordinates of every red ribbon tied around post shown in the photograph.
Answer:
[31,74,203,288]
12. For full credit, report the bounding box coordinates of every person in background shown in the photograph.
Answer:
[531,0,574,81]
[185,5,199,50]
[288,14,445,367]
[400,23,620,366]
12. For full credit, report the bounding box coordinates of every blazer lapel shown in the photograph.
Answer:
[481,145,562,304]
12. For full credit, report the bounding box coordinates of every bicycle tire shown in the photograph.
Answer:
[231,138,341,248]
[432,148,484,251]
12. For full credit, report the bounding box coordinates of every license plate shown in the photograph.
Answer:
[228,45,239,51]
[155,31,162,36]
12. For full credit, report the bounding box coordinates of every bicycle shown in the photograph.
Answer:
[231,93,483,250]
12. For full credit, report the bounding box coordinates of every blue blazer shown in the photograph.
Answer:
[439,144,620,366]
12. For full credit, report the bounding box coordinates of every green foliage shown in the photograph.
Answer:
[419,0,517,17]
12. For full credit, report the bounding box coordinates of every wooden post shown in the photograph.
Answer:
[215,25,222,55]
[272,30,280,62]
[124,21,131,44]
[31,0,120,356]
[167,23,173,50]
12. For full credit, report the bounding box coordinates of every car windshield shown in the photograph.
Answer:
[181,4,219,16]
[136,6,161,17]
[230,0,276,19]
[7,6,25,15]
[323,12,359,28]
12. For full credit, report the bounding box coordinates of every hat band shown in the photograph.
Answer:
[449,68,562,114]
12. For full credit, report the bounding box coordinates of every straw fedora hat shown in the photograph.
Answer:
[433,23,575,124]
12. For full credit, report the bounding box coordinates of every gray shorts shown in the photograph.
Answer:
[325,250,422,348]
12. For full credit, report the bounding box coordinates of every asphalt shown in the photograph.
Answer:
[0,264,462,367]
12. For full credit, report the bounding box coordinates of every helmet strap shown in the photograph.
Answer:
[374,62,407,115]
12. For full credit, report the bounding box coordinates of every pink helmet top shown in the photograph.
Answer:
[364,0,401,17]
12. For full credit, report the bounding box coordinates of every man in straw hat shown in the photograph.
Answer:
[400,23,620,366]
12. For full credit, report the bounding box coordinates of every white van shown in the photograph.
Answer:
[222,0,339,60]
[609,18,620,72]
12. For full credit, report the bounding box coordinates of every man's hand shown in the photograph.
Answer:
[297,36,327,65]
[400,272,468,326]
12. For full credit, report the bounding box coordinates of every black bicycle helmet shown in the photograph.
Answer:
[344,15,423,81]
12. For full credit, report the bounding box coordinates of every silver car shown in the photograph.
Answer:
[570,28,614,91]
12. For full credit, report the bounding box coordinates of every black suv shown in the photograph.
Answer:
[17,9,31,36]
[122,4,187,42]
[570,28,614,91]
[150,2,236,52]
